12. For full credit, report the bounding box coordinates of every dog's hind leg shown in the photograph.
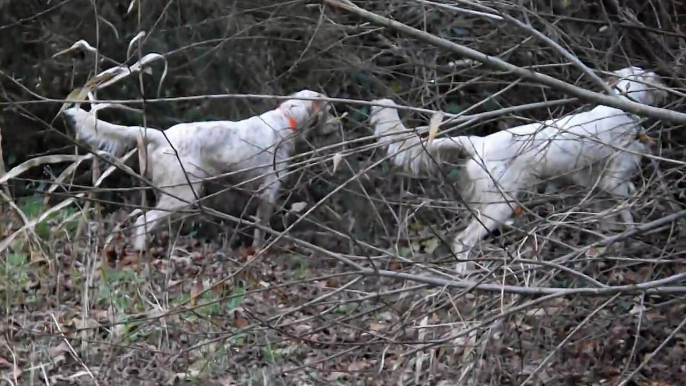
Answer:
[605,150,645,228]
[132,173,204,251]
[597,175,638,227]
[252,173,282,249]
[580,152,641,228]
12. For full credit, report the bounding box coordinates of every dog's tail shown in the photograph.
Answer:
[63,107,166,157]
[369,99,480,175]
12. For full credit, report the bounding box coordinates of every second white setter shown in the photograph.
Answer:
[370,66,668,274]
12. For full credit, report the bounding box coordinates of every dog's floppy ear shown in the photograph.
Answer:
[606,75,619,89]
[310,98,324,114]
[643,86,659,106]
[647,74,668,105]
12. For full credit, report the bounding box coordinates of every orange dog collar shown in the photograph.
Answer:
[513,206,523,216]
[276,107,298,131]
[636,133,654,145]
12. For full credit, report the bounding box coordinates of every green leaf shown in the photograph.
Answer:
[227,285,245,311]
[333,304,355,314]
[389,82,402,94]
[261,347,276,363]
[451,27,470,37]
[448,168,461,181]
[445,103,464,115]
[424,238,440,254]
[7,252,27,267]
[35,222,51,239]
[480,91,501,110]
[21,196,43,218]
[350,106,370,123]
[354,72,374,89]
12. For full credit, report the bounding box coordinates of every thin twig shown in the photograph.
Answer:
[320,0,686,124]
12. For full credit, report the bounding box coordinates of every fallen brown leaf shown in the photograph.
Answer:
[149,247,162,258]
[0,357,12,369]
[427,110,444,145]
[191,251,204,263]
[369,322,387,332]
[234,317,249,328]
[272,288,289,302]
[214,375,235,386]
[168,279,183,288]
[118,253,139,267]
[30,251,48,264]
[49,341,71,357]
[389,261,403,271]
[347,360,371,372]
[326,278,341,288]
[239,247,256,262]
[92,309,111,322]
[190,279,203,306]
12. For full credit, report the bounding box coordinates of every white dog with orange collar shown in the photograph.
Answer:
[64,90,339,250]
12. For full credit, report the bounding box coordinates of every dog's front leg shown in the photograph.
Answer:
[543,181,560,195]
[452,199,516,276]
[605,180,637,228]
[132,210,166,251]
[252,174,281,249]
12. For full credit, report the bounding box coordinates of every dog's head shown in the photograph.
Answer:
[282,89,341,135]
[63,106,99,143]
[606,66,668,106]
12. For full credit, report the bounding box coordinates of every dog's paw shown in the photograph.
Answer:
[132,233,147,251]
[251,236,265,251]
[454,252,476,277]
